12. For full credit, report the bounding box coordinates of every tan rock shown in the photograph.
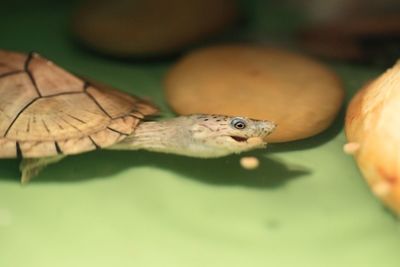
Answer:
[165,45,344,142]
[72,0,238,57]
[345,61,400,214]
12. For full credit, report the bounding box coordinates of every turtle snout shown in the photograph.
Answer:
[260,121,276,136]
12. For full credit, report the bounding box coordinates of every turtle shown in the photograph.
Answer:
[0,50,276,183]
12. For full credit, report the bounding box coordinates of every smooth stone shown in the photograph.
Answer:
[164,45,345,142]
[72,0,238,57]
[299,14,400,66]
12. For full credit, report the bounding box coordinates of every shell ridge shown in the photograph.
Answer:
[0,70,24,79]
[41,119,51,134]
[25,52,42,97]
[88,135,101,149]
[42,91,84,99]
[16,141,22,158]
[3,97,40,137]
[106,126,129,136]
[58,116,83,132]
[54,141,63,154]
[84,89,113,118]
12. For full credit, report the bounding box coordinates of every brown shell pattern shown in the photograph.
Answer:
[0,50,158,158]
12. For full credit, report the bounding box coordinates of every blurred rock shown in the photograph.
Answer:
[72,0,239,58]
[287,0,400,22]
[299,14,400,66]
[165,44,344,143]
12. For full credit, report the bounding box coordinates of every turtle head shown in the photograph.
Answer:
[114,114,276,158]
[186,114,276,157]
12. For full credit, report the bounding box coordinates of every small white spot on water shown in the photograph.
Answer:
[240,156,260,170]
[0,209,13,226]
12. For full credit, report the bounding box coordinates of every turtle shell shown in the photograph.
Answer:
[0,50,158,158]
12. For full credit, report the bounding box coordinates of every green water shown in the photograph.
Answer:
[0,1,398,267]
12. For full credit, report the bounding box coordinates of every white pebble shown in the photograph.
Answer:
[240,156,260,170]
[343,142,360,154]
[0,209,12,226]
[372,181,391,197]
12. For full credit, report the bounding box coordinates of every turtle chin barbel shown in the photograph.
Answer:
[0,50,275,183]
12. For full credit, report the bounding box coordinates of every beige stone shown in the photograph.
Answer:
[345,61,400,215]
[72,0,238,57]
[165,45,344,142]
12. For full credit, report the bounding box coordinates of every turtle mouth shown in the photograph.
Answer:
[230,136,248,142]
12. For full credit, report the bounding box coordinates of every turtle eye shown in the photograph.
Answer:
[231,118,247,130]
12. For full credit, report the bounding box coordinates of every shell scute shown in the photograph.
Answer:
[0,73,39,137]
[19,140,59,158]
[90,128,125,148]
[56,136,97,155]
[0,50,159,158]
[28,53,85,96]
[108,116,140,135]
[0,50,26,75]
[6,94,109,141]
[0,139,17,158]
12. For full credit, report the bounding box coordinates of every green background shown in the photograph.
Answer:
[0,1,399,267]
